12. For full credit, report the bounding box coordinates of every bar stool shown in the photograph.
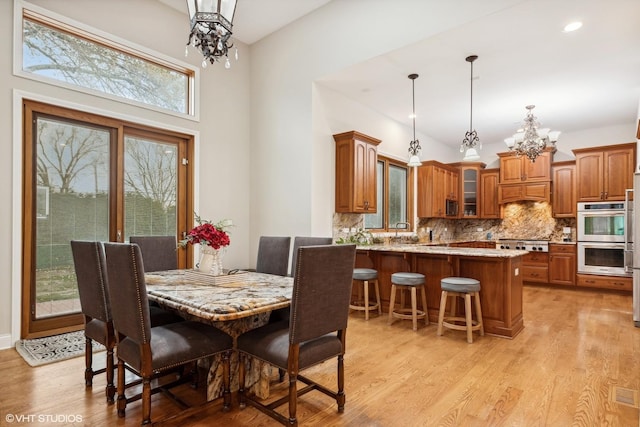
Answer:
[388,272,428,331]
[437,277,484,343]
[350,268,382,320]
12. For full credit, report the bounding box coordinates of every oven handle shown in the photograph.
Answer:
[624,188,633,273]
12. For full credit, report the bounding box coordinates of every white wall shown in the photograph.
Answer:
[248,0,526,251]
[1,0,251,347]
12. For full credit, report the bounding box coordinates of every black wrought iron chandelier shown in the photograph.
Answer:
[504,105,561,162]
[459,55,481,161]
[407,73,422,167]
[185,0,238,69]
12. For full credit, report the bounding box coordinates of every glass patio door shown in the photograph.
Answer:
[22,100,190,338]
[123,130,180,241]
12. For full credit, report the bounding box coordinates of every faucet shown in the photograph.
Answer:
[395,222,411,237]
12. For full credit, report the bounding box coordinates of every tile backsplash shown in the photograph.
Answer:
[333,201,576,244]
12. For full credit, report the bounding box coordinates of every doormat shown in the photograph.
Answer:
[15,331,105,367]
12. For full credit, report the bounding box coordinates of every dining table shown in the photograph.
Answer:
[144,269,294,400]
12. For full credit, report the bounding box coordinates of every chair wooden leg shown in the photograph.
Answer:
[420,285,429,325]
[84,337,93,387]
[141,377,152,425]
[106,346,115,404]
[388,285,397,325]
[411,286,418,331]
[116,359,127,418]
[465,293,473,343]
[364,280,370,320]
[474,291,485,336]
[337,353,345,412]
[437,291,448,336]
[374,280,382,315]
[221,351,231,412]
[288,346,300,427]
[238,353,247,409]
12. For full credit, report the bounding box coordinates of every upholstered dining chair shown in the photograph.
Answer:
[129,235,177,272]
[70,240,117,403]
[103,242,234,425]
[237,244,357,426]
[71,240,184,404]
[289,236,333,277]
[228,236,291,276]
[255,236,291,276]
[268,236,332,328]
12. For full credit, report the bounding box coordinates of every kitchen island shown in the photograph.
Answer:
[354,244,527,338]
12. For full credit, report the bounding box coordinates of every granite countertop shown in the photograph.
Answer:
[356,243,528,258]
[145,270,293,321]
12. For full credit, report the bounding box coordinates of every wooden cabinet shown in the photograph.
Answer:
[551,161,576,217]
[479,168,500,219]
[573,143,636,202]
[498,182,550,204]
[549,244,576,286]
[445,168,459,203]
[576,274,632,292]
[450,162,485,218]
[498,150,552,184]
[497,150,552,204]
[418,161,458,218]
[333,131,381,213]
[522,252,549,283]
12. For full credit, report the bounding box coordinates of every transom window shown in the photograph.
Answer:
[365,156,413,231]
[20,7,194,116]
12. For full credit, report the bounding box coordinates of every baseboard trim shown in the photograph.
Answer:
[0,333,14,350]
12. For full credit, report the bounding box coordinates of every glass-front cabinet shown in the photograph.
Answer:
[450,162,485,218]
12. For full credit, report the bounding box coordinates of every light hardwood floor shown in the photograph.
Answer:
[1,285,639,426]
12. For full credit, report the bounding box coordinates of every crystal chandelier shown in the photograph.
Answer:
[407,73,422,167]
[185,0,238,69]
[460,55,481,161]
[504,105,561,162]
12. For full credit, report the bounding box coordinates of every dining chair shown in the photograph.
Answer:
[289,236,333,277]
[255,236,291,276]
[269,236,332,326]
[70,240,117,403]
[103,242,234,425]
[71,240,185,404]
[129,235,177,272]
[237,244,357,426]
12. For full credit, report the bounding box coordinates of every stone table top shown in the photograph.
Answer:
[145,270,293,322]
[356,243,528,258]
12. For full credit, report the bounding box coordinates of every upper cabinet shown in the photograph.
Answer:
[551,161,576,217]
[418,161,459,218]
[573,143,636,202]
[479,168,500,219]
[333,131,381,213]
[498,150,552,183]
[497,150,553,204]
[450,162,485,218]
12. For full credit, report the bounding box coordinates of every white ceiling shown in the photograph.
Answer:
[161,0,640,150]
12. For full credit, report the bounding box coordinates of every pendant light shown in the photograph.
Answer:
[407,73,422,167]
[460,55,481,161]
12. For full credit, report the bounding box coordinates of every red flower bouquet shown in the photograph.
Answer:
[179,214,232,250]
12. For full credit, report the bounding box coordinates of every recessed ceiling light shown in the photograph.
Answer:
[563,21,583,32]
